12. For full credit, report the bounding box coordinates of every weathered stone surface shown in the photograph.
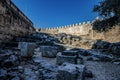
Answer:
[92,40,111,49]
[86,56,94,61]
[32,52,58,80]
[0,0,35,44]
[24,68,39,80]
[18,66,24,73]
[38,22,120,46]
[112,58,120,65]
[62,50,79,56]
[56,49,84,65]
[77,57,84,64]
[70,48,91,56]
[39,46,59,58]
[57,63,85,80]
[11,76,20,80]
[84,70,93,78]
[18,42,36,57]
[56,52,77,65]
[0,69,7,79]
[0,50,19,68]
[92,41,120,56]
[88,50,114,62]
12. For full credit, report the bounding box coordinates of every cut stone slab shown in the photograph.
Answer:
[18,42,36,57]
[62,50,79,56]
[56,52,77,65]
[39,46,58,58]
[57,63,85,80]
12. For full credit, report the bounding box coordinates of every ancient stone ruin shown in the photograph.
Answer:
[0,0,35,45]
[0,0,120,80]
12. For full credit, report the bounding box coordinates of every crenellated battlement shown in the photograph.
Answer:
[36,20,120,43]
[36,21,92,31]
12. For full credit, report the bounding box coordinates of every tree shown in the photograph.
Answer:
[92,0,120,32]
[93,0,120,20]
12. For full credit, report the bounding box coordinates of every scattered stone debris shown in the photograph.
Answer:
[57,62,85,80]
[0,33,120,80]
[92,40,120,56]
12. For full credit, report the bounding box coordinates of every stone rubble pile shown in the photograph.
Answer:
[53,33,96,49]
[0,33,120,80]
[15,33,60,45]
[92,40,120,56]
[0,49,22,80]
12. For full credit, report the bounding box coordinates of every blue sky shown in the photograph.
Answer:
[12,0,102,28]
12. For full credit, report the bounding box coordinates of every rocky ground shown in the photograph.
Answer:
[85,61,120,80]
[0,33,120,80]
[33,48,120,80]
[35,48,120,80]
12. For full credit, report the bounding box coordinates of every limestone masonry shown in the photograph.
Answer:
[36,21,120,43]
[0,0,35,43]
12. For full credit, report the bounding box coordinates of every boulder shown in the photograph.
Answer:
[57,63,85,80]
[18,42,36,57]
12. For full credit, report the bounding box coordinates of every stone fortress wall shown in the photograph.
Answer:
[36,21,120,43]
[0,0,35,43]
[37,21,92,36]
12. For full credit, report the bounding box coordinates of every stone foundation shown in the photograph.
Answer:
[56,52,77,65]
[56,50,84,65]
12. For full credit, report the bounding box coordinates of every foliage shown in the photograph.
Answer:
[93,16,118,32]
[93,0,120,32]
[93,0,120,19]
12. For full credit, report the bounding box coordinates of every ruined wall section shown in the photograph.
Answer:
[0,0,35,43]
